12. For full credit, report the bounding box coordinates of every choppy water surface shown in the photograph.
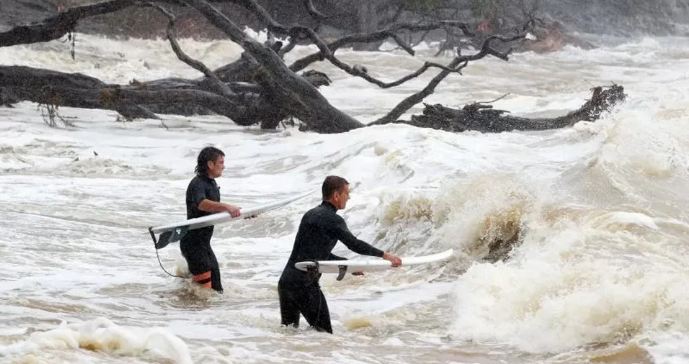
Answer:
[1,33,688,363]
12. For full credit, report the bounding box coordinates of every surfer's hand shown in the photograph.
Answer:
[224,204,241,218]
[352,271,364,276]
[383,252,402,267]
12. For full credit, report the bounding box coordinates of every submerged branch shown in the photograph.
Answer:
[0,65,262,125]
[406,85,626,132]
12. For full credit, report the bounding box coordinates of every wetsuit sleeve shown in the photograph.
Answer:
[328,217,384,257]
[188,180,207,208]
[327,253,346,261]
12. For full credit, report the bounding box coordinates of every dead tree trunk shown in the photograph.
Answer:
[405,85,626,132]
[0,65,250,121]
[175,0,363,133]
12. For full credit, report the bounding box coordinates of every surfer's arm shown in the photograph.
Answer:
[198,199,241,217]
[187,181,241,217]
[328,218,384,257]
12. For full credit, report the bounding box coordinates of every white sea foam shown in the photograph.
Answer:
[1,33,689,363]
[1,318,191,363]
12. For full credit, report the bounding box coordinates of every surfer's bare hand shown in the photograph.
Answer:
[224,204,241,217]
[383,252,402,267]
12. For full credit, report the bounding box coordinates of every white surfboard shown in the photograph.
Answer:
[294,249,453,280]
[149,191,313,249]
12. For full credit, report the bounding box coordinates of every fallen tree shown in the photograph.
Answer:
[402,85,626,132]
[0,0,624,133]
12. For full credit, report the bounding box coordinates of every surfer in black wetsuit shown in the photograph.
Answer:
[180,146,241,293]
[278,175,402,333]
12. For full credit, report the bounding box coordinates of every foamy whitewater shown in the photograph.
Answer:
[1,30,689,364]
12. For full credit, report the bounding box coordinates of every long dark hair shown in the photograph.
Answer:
[195,146,225,176]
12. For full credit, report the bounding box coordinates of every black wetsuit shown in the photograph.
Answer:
[180,174,223,292]
[278,201,384,333]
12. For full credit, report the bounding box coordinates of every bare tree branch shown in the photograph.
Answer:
[283,21,479,91]
[369,57,467,126]
[278,37,298,57]
[0,0,236,48]
[144,2,236,98]
[371,30,528,125]
[180,0,363,132]
[289,21,475,72]
[181,1,481,97]
[302,0,330,21]
[0,0,138,47]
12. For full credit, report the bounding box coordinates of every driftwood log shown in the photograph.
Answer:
[405,85,626,132]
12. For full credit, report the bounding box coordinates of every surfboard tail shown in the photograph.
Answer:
[149,226,188,249]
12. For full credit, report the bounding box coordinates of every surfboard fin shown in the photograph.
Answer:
[336,265,348,281]
[150,226,188,249]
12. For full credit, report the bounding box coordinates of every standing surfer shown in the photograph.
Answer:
[278,175,402,333]
[181,146,240,293]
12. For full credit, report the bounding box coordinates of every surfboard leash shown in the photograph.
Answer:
[150,227,185,278]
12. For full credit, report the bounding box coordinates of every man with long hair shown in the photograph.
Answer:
[278,175,402,333]
[181,146,240,293]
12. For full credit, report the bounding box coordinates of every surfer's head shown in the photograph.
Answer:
[195,146,225,178]
[322,175,350,210]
